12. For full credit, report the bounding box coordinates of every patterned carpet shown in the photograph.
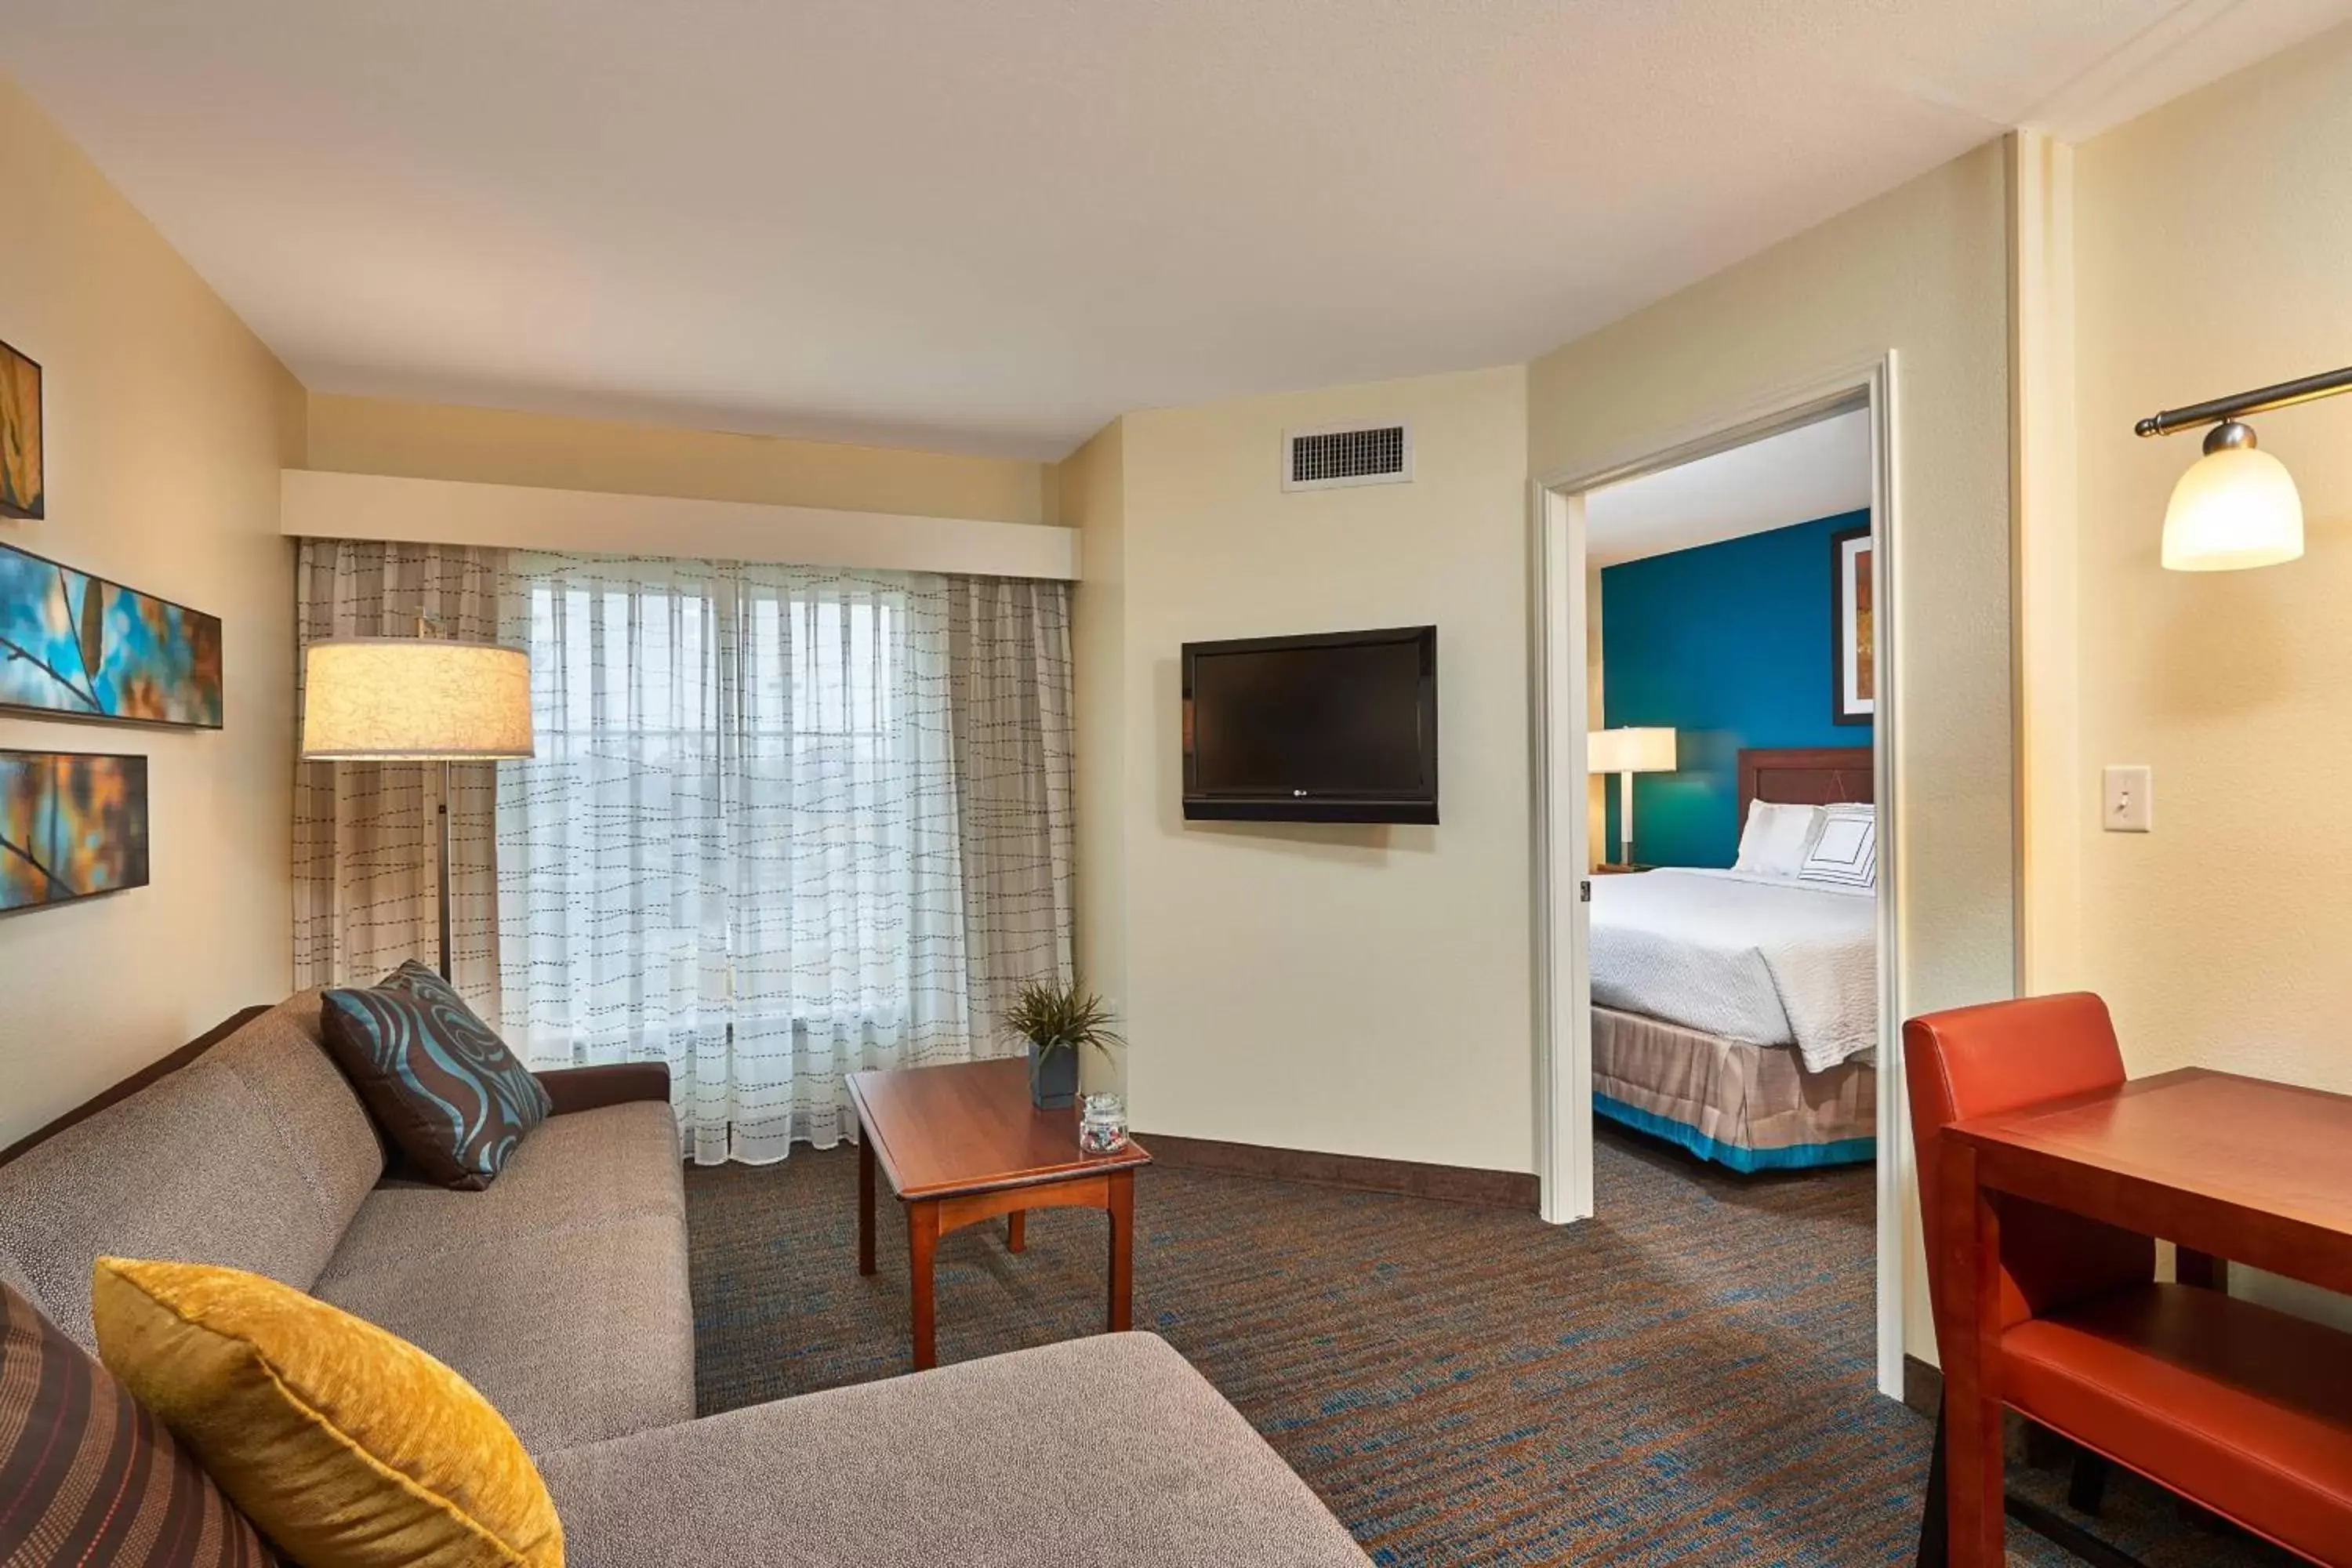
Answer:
[686,1127,2286,1566]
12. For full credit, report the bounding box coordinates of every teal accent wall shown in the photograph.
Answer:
[1600,510,1871,867]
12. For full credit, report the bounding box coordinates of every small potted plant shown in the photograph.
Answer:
[1006,977,1123,1111]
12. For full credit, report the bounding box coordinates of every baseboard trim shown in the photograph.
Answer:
[1135,1132,1540,1210]
[1902,1352,1941,1418]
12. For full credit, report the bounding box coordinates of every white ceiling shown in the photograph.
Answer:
[1586,409,1873,567]
[3,0,2347,459]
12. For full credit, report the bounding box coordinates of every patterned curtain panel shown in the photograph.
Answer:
[495,553,1075,1164]
[292,540,506,1010]
[946,575,1076,1051]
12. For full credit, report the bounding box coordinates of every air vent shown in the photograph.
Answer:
[1283,422,1413,492]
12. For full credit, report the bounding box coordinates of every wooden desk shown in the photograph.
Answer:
[847,1057,1152,1371]
[1940,1068,2352,1564]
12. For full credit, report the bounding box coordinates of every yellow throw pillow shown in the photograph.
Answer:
[91,1258,563,1568]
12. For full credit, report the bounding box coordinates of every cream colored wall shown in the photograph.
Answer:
[0,74,307,1146]
[1056,418,1129,1089]
[2069,24,2352,1325]
[307,393,1051,525]
[1529,143,2015,1364]
[1094,365,1534,1173]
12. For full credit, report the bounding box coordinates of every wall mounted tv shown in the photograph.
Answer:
[1181,626,1438,824]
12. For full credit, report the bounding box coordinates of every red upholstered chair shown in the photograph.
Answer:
[1906,993,2352,1566]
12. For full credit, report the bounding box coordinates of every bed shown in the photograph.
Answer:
[1589,746,1877,1172]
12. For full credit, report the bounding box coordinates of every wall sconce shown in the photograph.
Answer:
[2137,365,2352,571]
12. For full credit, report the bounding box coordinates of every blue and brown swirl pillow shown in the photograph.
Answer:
[321,962,554,1191]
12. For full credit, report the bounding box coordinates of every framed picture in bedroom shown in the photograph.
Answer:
[0,750,151,915]
[0,542,224,728]
[0,338,39,520]
[1831,524,1873,725]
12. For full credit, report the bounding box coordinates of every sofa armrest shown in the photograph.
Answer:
[535,1063,673,1118]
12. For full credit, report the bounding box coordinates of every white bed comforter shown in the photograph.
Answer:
[1588,868,1877,1071]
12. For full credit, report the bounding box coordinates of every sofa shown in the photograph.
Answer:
[0,991,1370,1566]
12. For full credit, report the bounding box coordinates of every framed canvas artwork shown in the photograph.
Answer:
[0,750,150,915]
[0,339,39,521]
[0,543,223,728]
[1831,524,1873,725]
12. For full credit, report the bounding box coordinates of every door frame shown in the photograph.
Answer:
[1529,350,1906,1399]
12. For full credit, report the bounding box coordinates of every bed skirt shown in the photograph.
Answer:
[1592,1005,1875,1172]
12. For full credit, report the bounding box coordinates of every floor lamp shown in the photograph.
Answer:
[300,631,535,980]
[1588,726,1676,869]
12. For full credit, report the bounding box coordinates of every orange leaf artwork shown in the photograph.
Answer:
[0,751,149,915]
[0,339,40,522]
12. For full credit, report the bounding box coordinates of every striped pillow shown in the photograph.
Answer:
[1798,804,1878,890]
[0,1282,275,1567]
[321,961,553,1191]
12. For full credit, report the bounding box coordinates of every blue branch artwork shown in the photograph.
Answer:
[0,543,221,728]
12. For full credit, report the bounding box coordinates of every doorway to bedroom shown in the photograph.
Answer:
[1533,363,1902,1399]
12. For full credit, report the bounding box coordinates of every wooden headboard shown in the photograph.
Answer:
[1737,746,1873,823]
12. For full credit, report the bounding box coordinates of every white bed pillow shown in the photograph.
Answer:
[1732,801,1823,878]
[1798,804,1878,890]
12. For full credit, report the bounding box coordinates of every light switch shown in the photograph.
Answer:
[2103,765,2153,833]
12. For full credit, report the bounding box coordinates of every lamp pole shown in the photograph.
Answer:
[419,617,454,980]
[1619,769,1636,866]
[436,757,453,978]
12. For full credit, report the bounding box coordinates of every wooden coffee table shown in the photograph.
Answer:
[847,1056,1152,1371]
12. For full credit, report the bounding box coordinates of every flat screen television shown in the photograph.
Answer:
[1181,626,1438,824]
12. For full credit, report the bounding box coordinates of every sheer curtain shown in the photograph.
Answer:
[495,552,1073,1164]
[292,539,506,1007]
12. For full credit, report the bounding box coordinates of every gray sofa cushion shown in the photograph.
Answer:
[316,1101,684,1283]
[0,1060,354,1349]
[315,1209,695,1455]
[204,990,384,1239]
[539,1333,1370,1568]
[0,995,385,1351]
[0,1252,39,1314]
[311,1101,694,1454]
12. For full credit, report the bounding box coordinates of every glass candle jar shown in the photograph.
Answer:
[1078,1092,1130,1155]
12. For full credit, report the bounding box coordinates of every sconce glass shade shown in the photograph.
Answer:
[2161,436,2304,572]
[301,638,535,760]
[1588,726,1677,775]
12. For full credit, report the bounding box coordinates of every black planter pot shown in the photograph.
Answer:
[1028,1040,1078,1109]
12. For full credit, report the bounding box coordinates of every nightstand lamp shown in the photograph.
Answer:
[1588,726,1676,869]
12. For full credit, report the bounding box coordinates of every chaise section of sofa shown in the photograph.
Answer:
[540,1331,1372,1568]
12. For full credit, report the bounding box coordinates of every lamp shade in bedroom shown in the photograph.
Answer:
[1588,727,1676,867]
[1588,727,1677,775]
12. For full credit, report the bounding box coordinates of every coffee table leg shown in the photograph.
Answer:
[858,1134,876,1276]
[1107,1168,1134,1334]
[1007,1210,1026,1253]
[909,1200,940,1371]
